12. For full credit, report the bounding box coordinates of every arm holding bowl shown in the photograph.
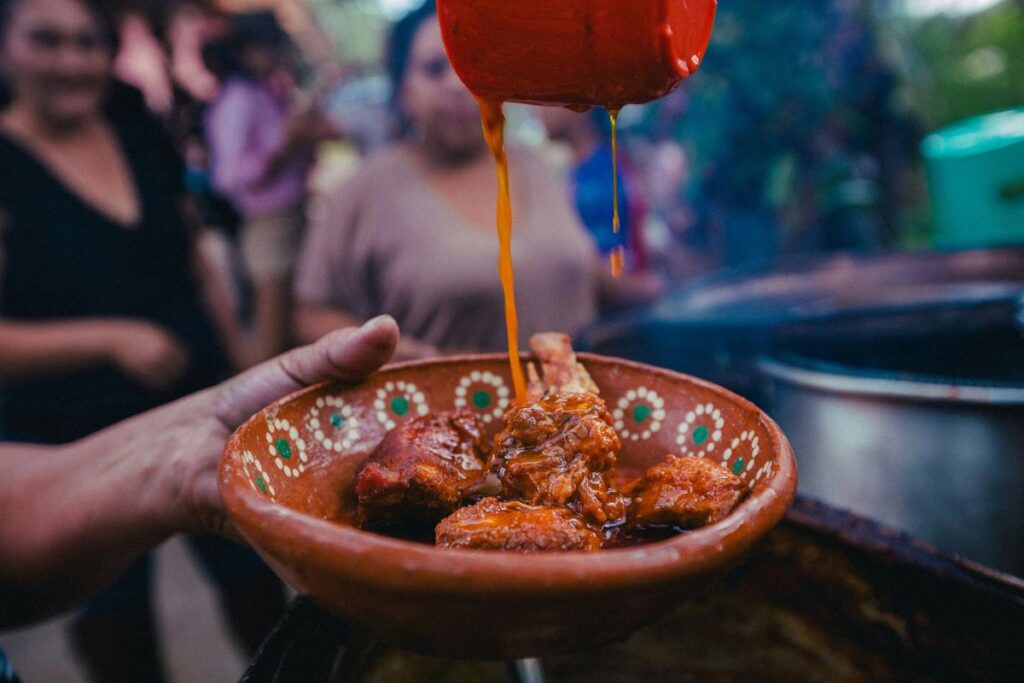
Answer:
[0,317,398,628]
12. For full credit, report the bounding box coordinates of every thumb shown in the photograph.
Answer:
[213,316,399,428]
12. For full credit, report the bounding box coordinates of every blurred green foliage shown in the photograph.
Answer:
[900,0,1024,127]
[307,0,392,66]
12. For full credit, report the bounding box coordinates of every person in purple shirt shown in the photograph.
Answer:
[203,12,334,365]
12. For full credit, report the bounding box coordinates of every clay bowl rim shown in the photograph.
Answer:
[220,352,798,596]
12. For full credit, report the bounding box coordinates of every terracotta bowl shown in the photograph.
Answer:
[219,354,797,659]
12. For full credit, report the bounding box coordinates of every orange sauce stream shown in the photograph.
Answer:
[609,109,624,278]
[610,245,625,278]
[478,98,528,403]
[475,102,628,399]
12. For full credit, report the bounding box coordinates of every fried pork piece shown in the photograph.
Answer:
[628,454,745,529]
[483,333,625,526]
[491,393,624,525]
[435,498,601,552]
[356,411,488,531]
[527,332,600,398]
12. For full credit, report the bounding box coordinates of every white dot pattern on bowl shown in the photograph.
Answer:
[612,387,666,441]
[373,381,429,430]
[241,450,276,496]
[307,395,360,452]
[674,402,724,458]
[259,372,776,493]
[722,430,761,478]
[264,417,308,478]
[750,461,773,490]
[453,371,510,423]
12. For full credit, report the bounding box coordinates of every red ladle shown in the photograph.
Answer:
[437,0,718,110]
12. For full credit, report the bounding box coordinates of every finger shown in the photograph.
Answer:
[279,315,399,384]
[214,316,398,428]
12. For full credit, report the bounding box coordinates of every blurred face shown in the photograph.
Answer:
[400,18,484,161]
[0,0,112,127]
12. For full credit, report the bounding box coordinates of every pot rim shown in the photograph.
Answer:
[653,249,1024,325]
[758,355,1024,406]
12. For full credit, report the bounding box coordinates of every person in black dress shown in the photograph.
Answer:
[0,0,284,679]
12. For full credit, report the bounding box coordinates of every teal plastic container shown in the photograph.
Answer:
[922,108,1024,248]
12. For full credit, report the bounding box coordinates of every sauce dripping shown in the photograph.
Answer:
[478,98,528,403]
[476,100,628,400]
[609,108,625,278]
[610,246,625,278]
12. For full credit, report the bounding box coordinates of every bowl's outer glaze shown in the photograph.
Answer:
[219,354,797,659]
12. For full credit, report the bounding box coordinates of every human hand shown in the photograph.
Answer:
[159,316,398,536]
[0,317,398,627]
[105,320,190,390]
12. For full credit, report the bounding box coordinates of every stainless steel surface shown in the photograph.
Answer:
[760,356,1024,576]
[760,357,1024,404]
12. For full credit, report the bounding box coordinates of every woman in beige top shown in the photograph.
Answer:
[294,1,598,359]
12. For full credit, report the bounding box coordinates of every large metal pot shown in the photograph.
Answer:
[576,248,1024,401]
[758,332,1024,576]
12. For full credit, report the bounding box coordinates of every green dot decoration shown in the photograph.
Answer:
[693,425,710,445]
[275,438,292,460]
[472,390,492,409]
[453,372,508,425]
[632,403,652,424]
[391,396,410,415]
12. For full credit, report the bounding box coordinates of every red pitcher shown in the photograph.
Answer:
[437,0,718,110]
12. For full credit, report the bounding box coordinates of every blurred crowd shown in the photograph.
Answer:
[0,0,981,679]
[631,0,925,270]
